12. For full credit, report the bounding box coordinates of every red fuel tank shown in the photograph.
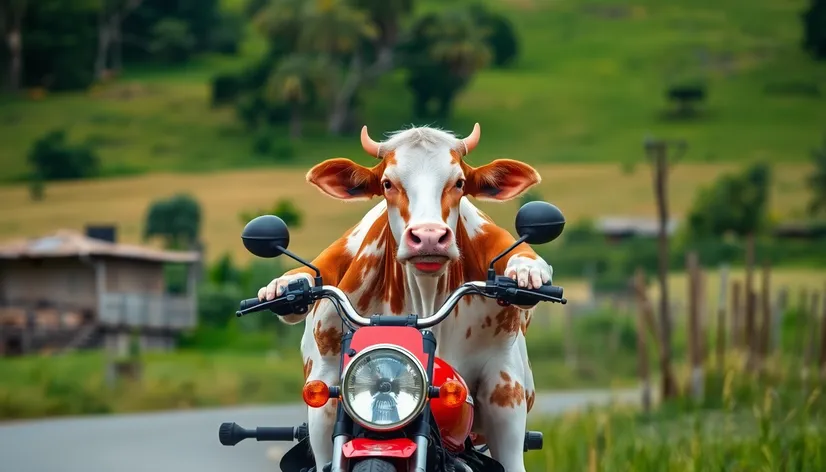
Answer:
[429,357,474,453]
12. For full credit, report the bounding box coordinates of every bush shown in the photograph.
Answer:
[211,73,244,107]
[803,0,826,60]
[143,193,202,249]
[207,12,244,55]
[469,4,519,67]
[148,19,196,64]
[197,282,242,328]
[27,129,100,181]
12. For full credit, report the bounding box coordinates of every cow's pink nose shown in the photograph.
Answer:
[404,223,454,254]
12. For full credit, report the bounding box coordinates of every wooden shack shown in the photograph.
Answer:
[0,227,200,356]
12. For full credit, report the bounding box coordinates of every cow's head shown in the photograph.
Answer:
[306,124,540,276]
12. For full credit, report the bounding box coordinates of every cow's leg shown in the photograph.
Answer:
[477,344,528,472]
[306,354,339,469]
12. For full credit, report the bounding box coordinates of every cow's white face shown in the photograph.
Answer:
[306,124,540,277]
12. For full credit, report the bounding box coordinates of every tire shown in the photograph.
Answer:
[351,458,397,472]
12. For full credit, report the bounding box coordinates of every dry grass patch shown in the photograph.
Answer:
[0,163,811,263]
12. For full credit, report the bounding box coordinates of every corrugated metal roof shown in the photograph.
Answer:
[0,230,200,263]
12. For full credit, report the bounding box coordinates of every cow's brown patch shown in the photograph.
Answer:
[314,321,342,356]
[302,358,314,380]
[481,316,492,329]
[526,390,536,413]
[324,399,338,419]
[494,306,521,336]
[465,327,472,339]
[489,371,524,408]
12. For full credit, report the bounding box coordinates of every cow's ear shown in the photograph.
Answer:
[463,159,541,202]
[306,158,381,201]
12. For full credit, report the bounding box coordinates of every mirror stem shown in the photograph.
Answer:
[276,246,323,286]
[486,234,529,282]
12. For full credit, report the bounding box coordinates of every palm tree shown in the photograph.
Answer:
[265,54,328,138]
[808,133,826,217]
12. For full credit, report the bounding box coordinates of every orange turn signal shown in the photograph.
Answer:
[439,380,467,409]
[302,380,330,408]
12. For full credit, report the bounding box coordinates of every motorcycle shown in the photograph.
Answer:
[218,201,568,472]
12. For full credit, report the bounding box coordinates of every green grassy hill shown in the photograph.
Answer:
[0,0,824,182]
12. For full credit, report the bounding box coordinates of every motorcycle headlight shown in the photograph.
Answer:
[341,344,428,431]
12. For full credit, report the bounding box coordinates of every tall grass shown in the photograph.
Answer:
[528,353,826,471]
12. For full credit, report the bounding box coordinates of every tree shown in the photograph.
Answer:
[0,0,28,92]
[400,8,492,119]
[686,162,772,240]
[143,193,202,249]
[802,0,826,60]
[468,3,519,67]
[148,18,195,64]
[27,129,100,181]
[265,54,328,138]
[808,133,826,216]
[93,0,143,81]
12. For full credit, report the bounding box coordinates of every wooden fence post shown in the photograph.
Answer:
[819,283,826,380]
[716,265,729,372]
[634,268,652,413]
[803,291,820,388]
[760,262,772,366]
[773,287,788,354]
[686,252,704,401]
[744,233,756,372]
[731,280,742,350]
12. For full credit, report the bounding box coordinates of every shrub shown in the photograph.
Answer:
[148,19,196,64]
[27,129,100,181]
[211,73,244,107]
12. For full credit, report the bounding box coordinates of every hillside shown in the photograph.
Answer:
[0,0,825,183]
[0,162,810,262]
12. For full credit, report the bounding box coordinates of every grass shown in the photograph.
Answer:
[526,355,826,471]
[0,314,643,421]
[1,0,825,182]
[0,162,811,263]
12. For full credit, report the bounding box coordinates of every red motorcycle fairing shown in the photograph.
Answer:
[343,326,475,454]
[344,326,429,369]
[342,438,418,459]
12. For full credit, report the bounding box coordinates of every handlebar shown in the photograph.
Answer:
[237,274,566,328]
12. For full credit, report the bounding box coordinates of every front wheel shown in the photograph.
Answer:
[351,458,397,472]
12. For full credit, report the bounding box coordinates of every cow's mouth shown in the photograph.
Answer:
[408,255,450,274]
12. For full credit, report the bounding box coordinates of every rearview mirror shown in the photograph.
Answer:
[241,215,290,258]
[515,201,565,245]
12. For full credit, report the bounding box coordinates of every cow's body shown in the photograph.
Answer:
[261,125,551,472]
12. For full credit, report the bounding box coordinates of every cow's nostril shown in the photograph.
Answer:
[409,233,422,244]
[437,232,450,245]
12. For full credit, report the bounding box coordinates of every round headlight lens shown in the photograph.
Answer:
[341,346,427,431]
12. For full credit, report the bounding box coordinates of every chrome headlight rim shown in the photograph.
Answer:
[340,343,428,432]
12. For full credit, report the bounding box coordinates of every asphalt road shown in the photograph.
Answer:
[0,389,641,472]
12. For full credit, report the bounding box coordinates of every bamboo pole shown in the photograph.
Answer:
[760,262,772,365]
[744,234,756,371]
[686,252,703,401]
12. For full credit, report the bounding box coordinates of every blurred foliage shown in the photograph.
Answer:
[147,18,196,64]
[803,0,826,60]
[143,193,202,249]
[528,361,826,471]
[686,162,772,239]
[239,198,303,228]
[27,129,100,181]
[808,133,826,217]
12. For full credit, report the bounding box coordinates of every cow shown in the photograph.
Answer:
[258,123,552,472]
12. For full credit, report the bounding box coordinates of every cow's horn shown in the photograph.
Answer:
[361,126,381,159]
[460,123,481,156]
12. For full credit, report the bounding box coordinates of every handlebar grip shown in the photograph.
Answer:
[239,297,264,311]
[256,427,297,441]
[536,284,563,299]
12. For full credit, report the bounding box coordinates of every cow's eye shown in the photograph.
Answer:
[456,179,465,190]
[383,180,392,191]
